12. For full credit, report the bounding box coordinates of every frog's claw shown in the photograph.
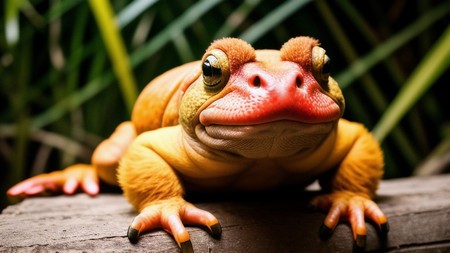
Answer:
[311,191,388,252]
[127,197,221,253]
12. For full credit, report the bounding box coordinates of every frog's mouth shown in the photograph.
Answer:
[194,120,334,159]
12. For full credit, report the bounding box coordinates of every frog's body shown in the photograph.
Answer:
[8,37,388,253]
[122,119,374,193]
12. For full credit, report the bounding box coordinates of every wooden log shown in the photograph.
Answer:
[1,175,450,252]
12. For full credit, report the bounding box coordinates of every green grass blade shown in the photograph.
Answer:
[214,0,262,39]
[30,72,115,130]
[240,0,312,43]
[30,0,223,130]
[116,0,159,28]
[315,0,386,112]
[31,0,158,100]
[88,0,138,112]
[315,0,420,168]
[172,34,195,62]
[4,0,22,46]
[372,24,450,143]
[414,130,450,176]
[336,0,450,88]
[335,0,406,86]
[131,0,224,67]
[46,0,82,22]
[66,5,89,91]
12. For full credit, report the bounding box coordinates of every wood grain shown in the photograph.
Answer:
[1,175,449,252]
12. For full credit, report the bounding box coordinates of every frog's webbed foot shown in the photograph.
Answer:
[310,191,389,252]
[127,197,221,253]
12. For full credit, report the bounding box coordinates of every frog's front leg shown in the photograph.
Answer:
[118,132,221,253]
[7,121,136,198]
[310,125,389,252]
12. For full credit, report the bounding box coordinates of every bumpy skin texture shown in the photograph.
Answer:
[8,37,388,253]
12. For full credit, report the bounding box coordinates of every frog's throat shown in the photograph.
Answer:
[193,120,334,159]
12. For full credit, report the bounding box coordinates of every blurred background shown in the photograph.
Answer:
[1,0,449,210]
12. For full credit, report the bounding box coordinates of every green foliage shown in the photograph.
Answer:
[1,0,449,208]
[88,0,137,111]
[373,24,450,142]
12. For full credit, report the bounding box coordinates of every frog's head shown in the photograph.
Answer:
[179,37,345,159]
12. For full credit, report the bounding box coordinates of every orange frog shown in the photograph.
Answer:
[8,37,389,252]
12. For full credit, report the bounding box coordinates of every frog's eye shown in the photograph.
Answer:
[202,49,230,91]
[312,46,331,87]
[322,55,331,77]
[203,55,222,86]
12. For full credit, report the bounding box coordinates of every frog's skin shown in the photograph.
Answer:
[8,37,388,253]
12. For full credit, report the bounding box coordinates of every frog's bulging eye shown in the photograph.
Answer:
[312,46,331,88]
[203,55,222,87]
[202,49,230,92]
[322,55,331,77]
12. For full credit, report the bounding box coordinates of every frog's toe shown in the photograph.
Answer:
[311,191,388,253]
[127,199,192,251]
[182,203,222,238]
[127,197,220,253]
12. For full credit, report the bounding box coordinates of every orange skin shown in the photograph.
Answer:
[8,37,388,252]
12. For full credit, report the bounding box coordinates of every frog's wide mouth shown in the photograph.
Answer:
[194,120,334,159]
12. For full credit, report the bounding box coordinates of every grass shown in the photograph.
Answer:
[1,0,449,209]
[373,24,450,142]
[88,0,137,111]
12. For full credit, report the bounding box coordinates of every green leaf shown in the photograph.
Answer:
[414,128,450,176]
[240,0,312,43]
[4,0,22,46]
[214,0,262,39]
[372,24,450,142]
[116,0,159,28]
[131,0,224,67]
[30,0,223,130]
[88,0,138,112]
[335,0,450,88]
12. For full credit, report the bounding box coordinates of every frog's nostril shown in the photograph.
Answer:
[251,75,262,88]
[296,76,302,88]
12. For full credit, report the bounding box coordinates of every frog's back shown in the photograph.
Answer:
[131,61,200,134]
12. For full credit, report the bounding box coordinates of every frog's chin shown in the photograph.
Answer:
[194,120,335,159]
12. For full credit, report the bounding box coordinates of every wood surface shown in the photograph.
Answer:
[1,175,450,252]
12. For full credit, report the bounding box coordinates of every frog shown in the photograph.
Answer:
[8,36,389,253]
